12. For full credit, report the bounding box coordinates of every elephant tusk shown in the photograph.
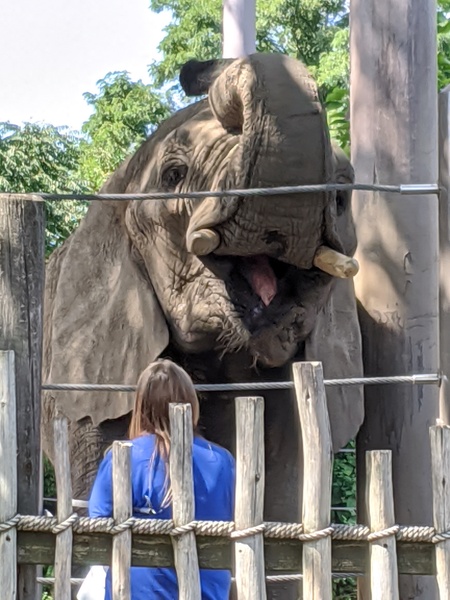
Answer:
[187,229,221,256]
[313,246,359,278]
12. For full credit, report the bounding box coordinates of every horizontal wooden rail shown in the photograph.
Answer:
[17,533,434,575]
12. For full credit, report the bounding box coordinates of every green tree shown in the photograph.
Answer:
[0,122,88,256]
[150,0,450,155]
[150,0,349,91]
[78,71,171,191]
[149,0,351,148]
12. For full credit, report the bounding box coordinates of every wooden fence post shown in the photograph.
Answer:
[169,403,201,600]
[0,351,17,599]
[293,362,333,600]
[350,0,439,596]
[366,450,399,599]
[0,194,45,600]
[430,425,450,597]
[234,396,266,600]
[438,87,450,424]
[112,441,133,600]
[53,417,74,599]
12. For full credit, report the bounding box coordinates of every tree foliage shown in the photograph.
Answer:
[78,71,171,191]
[0,74,172,256]
[150,0,349,89]
[149,0,351,149]
[0,122,88,256]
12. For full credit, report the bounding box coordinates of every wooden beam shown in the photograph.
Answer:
[430,425,450,597]
[53,418,73,600]
[349,1,439,597]
[0,351,18,600]
[169,404,201,600]
[16,533,435,575]
[112,442,132,600]
[293,362,333,600]
[366,451,399,599]
[438,87,450,423]
[0,194,45,600]
[234,397,267,600]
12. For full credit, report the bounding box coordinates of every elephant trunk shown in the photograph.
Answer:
[184,54,355,277]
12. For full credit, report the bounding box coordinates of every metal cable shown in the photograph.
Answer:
[44,497,356,513]
[41,373,440,393]
[36,573,361,586]
[40,182,439,202]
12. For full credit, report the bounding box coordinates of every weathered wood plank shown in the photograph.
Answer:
[169,404,201,599]
[430,425,450,598]
[234,397,266,600]
[366,451,399,599]
[293,362,332,600]
[438,88,450,424]
[349,0,439,597]
[16,532,435,574]
[0,194,45,600]
[53,417,73,599]
[112,442,132,600]
[0,351,17,599]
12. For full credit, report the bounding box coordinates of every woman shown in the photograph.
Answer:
[87,359,235,600]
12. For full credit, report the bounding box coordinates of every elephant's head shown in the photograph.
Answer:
[43,53,363,451]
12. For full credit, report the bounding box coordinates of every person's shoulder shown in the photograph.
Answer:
[194,437,235,465]
[130,433,153,448]
[101,435,154,462]
[129,434,156,457]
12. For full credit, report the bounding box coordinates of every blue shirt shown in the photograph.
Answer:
[88,434,235,600]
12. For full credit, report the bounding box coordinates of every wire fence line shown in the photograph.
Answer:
[41,373,440,393]
[39,182,439,202]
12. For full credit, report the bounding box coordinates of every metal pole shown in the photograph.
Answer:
[222,0,256,58]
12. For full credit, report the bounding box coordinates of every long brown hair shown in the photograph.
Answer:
[128,359,200,509]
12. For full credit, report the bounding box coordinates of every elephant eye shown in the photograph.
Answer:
[162,165,188,190]
[336,192,348,216]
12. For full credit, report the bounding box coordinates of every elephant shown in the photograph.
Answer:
[42,52,363,599]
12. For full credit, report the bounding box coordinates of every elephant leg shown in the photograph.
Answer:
[67,417,104,598]
[70,412,132,502]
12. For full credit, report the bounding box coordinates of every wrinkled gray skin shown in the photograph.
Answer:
[43,53,363,599]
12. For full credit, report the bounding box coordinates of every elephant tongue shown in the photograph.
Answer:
[243,255,278,306]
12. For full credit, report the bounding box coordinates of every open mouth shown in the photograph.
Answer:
[201,253,331,334]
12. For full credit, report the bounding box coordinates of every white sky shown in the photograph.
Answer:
[1,0,171,130]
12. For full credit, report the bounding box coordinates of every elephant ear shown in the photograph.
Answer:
[43,160,169,430]
[179,58,234,96]
[304,145,364,452]
[304,279,364,451]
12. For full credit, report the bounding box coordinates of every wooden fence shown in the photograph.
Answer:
[1,351,450,599]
